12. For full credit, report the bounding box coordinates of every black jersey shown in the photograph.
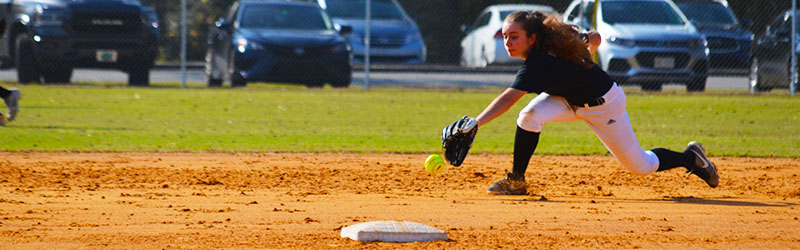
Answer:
[510,49,614,104]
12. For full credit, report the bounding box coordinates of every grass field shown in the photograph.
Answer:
[1,83,798,157]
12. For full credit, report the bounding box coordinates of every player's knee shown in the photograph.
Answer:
[618,155,656,176]
[626,164,651,176]
[517,111,542,132]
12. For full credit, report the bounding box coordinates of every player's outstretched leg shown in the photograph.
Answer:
[684,141,719,188]
[487,172,527,195]
[3,88,20,121]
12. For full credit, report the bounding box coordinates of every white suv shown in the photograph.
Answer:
[563,0,710,91]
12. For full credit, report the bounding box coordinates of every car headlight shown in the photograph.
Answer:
[235,37,265,53]
[405,33,422,44]
[34,5,65,27]
[607,35,635,47]
[689,38,707,48]
[142,8,159,29]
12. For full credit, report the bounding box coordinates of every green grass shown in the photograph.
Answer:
[1,82,799,157]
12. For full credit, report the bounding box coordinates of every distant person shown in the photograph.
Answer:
[458,11,718,195]
[0,86,20,126]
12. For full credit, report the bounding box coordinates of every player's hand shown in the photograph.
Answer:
[585,31,601,55]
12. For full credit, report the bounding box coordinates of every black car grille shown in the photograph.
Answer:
[635,52,690,68]
[635,40,690,48]
[706,37,737,50]
[608,59,630,72]
[70,12,142,35]
[362,35,406,48]
[73,41,142,50]
[268,45,334,58]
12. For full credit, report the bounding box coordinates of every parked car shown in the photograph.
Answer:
[315,0,426,65]
[749,10,799,92]
[677,0,753,73]
[459,4,556,68]
[206,0,353,88]
[0,0,159,86]
[563,0,710,91]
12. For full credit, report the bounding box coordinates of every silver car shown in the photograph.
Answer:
[563,0,710,91]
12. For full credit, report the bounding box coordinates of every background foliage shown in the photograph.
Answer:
[141,0,798,64]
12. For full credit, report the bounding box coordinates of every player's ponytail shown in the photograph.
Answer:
[505,11,594,69]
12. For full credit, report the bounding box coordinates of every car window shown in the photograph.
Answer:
[677,2,738,25]
[473,12,491,28]
[603,1,685,25]
[240,4,332,30]
[325,0,404,20]
[566,3,583,22]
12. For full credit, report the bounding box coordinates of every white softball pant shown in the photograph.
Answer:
[516,83,659,175]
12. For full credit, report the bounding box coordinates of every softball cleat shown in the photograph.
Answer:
[487,172,527,195]
[684,141,719,188]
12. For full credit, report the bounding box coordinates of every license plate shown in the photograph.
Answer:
[96,50,118,63]
[654,57,674,69]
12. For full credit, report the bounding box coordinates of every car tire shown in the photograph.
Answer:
[686,75,707,92]
[15,34,40,83]
[205,49,222,87]
[228,52,246,88]
[41,66,73,83]
[128,68,150,86]
[749,57,771,92]
[305,81,324,88]
[330,74,351,88]
[641,81,662,92]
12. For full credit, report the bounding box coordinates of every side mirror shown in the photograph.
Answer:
[338,24,353,36]
[741,18,754,29]
[215,20,232,30]
[460,24,472,34]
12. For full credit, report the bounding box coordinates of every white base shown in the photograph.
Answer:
[340,220,448,242]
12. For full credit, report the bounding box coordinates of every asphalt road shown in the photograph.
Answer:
[0,67,750,90]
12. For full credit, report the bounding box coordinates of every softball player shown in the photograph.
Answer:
[473,11,718,195]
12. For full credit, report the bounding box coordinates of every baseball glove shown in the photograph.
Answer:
[441,116,478,166]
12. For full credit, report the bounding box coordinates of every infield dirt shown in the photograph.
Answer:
[1,153,798,249]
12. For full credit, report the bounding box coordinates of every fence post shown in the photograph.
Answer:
[180,0,187,89]
[364,0,371,91]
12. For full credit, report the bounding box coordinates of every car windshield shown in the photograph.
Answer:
[603,1,685,25]
[240,5,332,30]
[325,0,404,20]
[678,3,738,26]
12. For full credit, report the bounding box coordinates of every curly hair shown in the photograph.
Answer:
[505,11,593,68]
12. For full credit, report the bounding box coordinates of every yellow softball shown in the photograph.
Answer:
[424,154,446,175]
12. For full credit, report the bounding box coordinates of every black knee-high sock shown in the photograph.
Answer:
[512,126,540,176]
[0,87,10,99]
[652,148,695,172]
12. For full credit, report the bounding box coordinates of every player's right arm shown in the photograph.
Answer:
[475,88,527,126]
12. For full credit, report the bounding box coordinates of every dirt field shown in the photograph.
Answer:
[1,153,798,249]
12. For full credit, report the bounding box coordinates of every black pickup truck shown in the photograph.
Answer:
[0,0,159,85]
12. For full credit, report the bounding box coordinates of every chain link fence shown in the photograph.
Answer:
[3,0,798,93]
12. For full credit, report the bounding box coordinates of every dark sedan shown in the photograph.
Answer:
[749,10,799,92]
[677,0,753,73]
[206,0,353,88]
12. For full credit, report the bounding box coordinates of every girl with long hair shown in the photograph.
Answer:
[463,11,718,195]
